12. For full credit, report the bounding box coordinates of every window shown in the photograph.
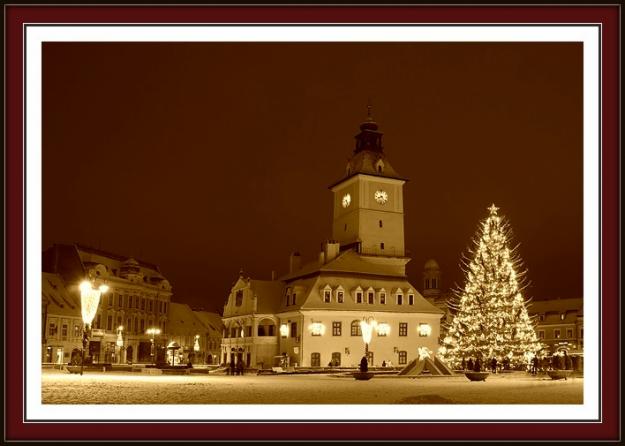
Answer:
[380,293,386,304]
[399,322,408,336]
[290,322,297,338]
[408,294,414,305]
[398,351,407,365]
[356,292,363,304]
[560,313,566,320]
[331,352,341,366]
[419,323,431,337]
[380,242,385,250]
[148,300,152,312]
[107,315,113,331]
[48,321,57,336]
[95,314,101,329]
[118,295,122,307]
[368,292,374,304]
[539,314,545,321]
[324,290,331,303]
[73,324,80,338]
[538,330,545,339]
[108,294,113,306]
[129,296,133,308]
[292,293,297,305]
[554,329,561,339]
[311,352,321,367]
[397,294,403,305]
[141,298,145,310]
[566,329,573,338]
[332,321,342,336]
[268,325,275,336]
[379,220,383,228]
[432,279,437,288]
[425,278,430,289]
[246,326,252,337]
[351,320,361,336]
[164,303,167,313]
[61,324,68,339]
[377,164,383,173]
[140,319,145,333]
[337,291,344,303]
[127,318,132,333]
[235,290,243,306]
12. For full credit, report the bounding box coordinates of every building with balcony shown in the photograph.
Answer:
[221,113,443,369]
[42,244,173,364]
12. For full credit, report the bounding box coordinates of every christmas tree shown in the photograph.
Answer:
[440,204,542,369]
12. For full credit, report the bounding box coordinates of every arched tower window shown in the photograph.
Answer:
[425,278,430,289]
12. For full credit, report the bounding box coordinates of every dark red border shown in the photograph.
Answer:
[5,6,620,442]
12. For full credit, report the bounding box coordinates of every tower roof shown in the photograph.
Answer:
[424,259,440,270]
[329,108,406,188]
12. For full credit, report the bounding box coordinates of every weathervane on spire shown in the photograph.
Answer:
[366,98,373,121]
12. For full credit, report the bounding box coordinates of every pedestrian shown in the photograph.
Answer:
[382,360,386,368]
[359,356,368,373]
[474,357,482,372]
[490,357,497,374]
[467,358,474,372]
[532,356,539,375]
[461,357,466,370]
[237,360,244,376]
[229,361,235,376]
[328,361,333,368]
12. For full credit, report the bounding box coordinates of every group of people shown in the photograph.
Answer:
[226,361,245,375]
[460,351,575,374]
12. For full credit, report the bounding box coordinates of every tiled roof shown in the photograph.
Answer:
[193,311,224,336]
[168,303,210,336]
[249,280,285,314]
[528,298,583,315]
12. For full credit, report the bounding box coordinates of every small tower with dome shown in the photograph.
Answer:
[422,258,441,298]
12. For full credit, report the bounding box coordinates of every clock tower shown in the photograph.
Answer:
[329,111,407,258]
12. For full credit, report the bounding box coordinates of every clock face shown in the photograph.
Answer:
[342,193,351,208]
[374,189,388,204]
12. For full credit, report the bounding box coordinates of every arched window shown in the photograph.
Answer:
[425,279,430,289]
[351,320,362,336]
[432,278,437,288]
[235,290,243,306]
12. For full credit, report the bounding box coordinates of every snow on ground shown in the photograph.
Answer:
[41,369,582,405]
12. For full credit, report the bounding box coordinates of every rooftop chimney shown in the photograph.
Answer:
[323,240,341,264]
[271,270,277,281]
[289,252,301,274]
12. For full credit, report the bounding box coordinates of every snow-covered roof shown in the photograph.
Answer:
[42,273,81,317]
[528,298,583,315]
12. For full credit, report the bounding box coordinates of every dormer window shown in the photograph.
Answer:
[292,293,297,306]
[324,290,331,303]
[337,291,344,303]
[356,292,363,304]
[408,294,414,305]
[380,292,386,304]
[397,294,403,305]
[560,313,566,321]
[367,292,374,304]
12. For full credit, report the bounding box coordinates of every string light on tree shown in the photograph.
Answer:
[441,204,543,369]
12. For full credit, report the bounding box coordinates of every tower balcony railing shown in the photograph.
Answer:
[358,246,408,258]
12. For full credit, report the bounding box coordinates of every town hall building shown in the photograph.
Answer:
[221,112,444,369]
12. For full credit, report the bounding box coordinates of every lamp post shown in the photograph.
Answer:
[193,334,200,365]
[146,328,161,366]
[79,280,109,376]
[360,316,377,359]
[116,326,124,365]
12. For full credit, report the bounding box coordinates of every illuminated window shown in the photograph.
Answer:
[351,320,361,336]
[419,323,432,337]
[399,322,408,337]
[560,313,566,321]
[73,324,80,338]
[554,329,561,339]
[398,351,407,365]
[332,321,342,336]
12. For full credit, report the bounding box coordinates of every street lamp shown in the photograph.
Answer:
[146,327,161,366]
[360,316,377,358]
[116,326,124,364]
[79,280,109,376]
[193,334,200,365]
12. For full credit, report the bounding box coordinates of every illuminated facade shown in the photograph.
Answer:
[528,298,584,357]
[42,244,172,364]
[221,115,443,368]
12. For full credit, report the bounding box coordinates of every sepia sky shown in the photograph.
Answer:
[42,42,583,312]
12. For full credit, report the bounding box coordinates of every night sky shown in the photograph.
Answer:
[42,42,583,313]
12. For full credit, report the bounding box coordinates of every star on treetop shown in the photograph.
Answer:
[488,203,499,214]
